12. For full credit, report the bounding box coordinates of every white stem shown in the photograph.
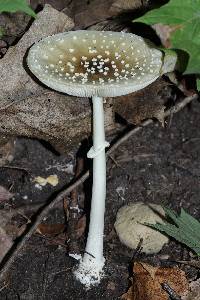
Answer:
[74,96,109,287]
[85,96,106,261]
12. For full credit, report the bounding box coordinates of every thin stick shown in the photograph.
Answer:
[0,94,198,282]
[161,282,181,300]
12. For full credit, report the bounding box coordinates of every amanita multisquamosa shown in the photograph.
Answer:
[27,30,164,287]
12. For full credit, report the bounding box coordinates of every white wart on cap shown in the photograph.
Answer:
[27,30,163,97]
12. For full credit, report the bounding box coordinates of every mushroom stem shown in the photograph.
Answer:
[74,96,109,287]
[86,96,108,259]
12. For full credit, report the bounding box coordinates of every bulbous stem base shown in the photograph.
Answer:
[74,254,105,288]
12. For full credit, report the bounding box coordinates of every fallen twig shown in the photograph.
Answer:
[0,94,198,282]
[161,282,182,300]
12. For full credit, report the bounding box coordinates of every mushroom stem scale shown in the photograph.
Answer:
[74,96,109,287]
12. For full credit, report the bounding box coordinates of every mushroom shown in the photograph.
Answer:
[27,30,164,287]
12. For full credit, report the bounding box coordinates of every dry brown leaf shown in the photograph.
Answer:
[122,262,189,300]
[36,223,65,236]
[0,186,13,203]
[121,279,135,300]
[113,79,171,126]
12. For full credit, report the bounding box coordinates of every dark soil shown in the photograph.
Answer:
[0,99,199,299]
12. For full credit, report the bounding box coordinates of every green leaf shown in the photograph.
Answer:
[180,208,200,234]
[146,207,200,256]
[0,0,36,17]
[0,26,4,38]
[197,79,200,91]
[133,0,200,86]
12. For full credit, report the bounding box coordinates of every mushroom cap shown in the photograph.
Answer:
[27,30,163,97]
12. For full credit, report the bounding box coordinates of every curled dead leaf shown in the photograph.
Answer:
[122,262,188,300]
